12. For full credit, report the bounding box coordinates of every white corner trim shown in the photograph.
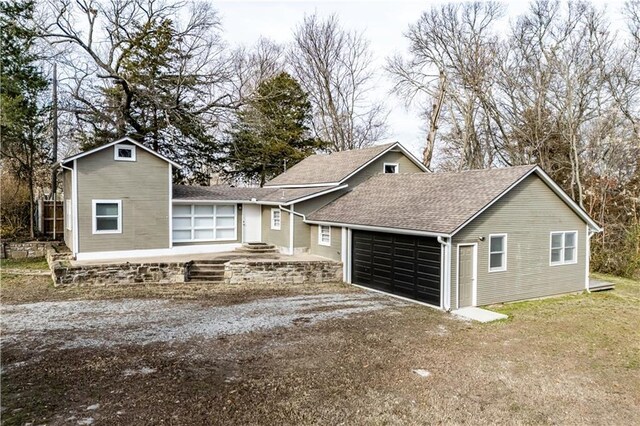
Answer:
[289,204,295,255]
[585,224,593,291]
[92,199,123,234]
[114,143,136,161]
[341,227,348,281]
[74,243,243,262]
[168,165,173,248]
[72,159,79,256]
[488,233,508,273]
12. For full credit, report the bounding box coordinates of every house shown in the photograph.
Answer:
[59,137,601,309]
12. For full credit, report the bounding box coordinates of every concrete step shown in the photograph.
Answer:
[191,267,225,274]
[235,248,278,253]
[189,272,225,280]
[191,259,229,265]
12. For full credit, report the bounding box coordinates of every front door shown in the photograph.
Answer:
[458,245,476,308]
[242,204,262,243]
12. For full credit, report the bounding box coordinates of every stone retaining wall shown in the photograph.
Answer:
[51,262,187,286]
[224,260,343,285]
[1,241,53,259]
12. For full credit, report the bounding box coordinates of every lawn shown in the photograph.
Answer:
[0,257,49,271]
[1,273,638,425]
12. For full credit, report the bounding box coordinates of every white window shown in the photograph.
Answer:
[271,208,281,230]
[114,143,136,161]
[65,199,72,231]
[488,234,507,272]
[318,225,331,246]
[92,200,122,234]
[550,231,578,265]
[172,204,237,242]
[383,163,399,173]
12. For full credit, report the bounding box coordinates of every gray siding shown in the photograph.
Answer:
[76,144,170,253]
[63,169,73,250]
[293,213,310,249]
[261,205,290,250]
[343,150,423,188]
[309,225,342,261]
[450,174,587,307]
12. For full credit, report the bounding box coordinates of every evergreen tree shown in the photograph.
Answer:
[0,0,49,237]
[223,72,323,186]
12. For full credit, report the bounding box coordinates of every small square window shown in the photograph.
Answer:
[114,143,136,161]
[384,163,398,174]
[319,225,331,246]
[271,208,281,230]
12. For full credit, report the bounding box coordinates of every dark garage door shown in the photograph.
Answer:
[352,230,441,306]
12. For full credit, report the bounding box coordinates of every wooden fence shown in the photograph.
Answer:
[37,200,64,239]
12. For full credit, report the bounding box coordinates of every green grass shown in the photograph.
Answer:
[0,257,49,270]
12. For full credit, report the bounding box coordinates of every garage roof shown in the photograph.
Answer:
[306,165,601,235]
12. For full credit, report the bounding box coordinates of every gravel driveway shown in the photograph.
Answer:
[2,293,407,351]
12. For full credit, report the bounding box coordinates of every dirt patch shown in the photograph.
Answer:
[1,274,639,425]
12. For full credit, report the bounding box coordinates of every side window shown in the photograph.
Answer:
[318,225,331,246]
[489,234,507,272]
[550,231,578,265]
[271,208,281,230]
[93,200,122,234]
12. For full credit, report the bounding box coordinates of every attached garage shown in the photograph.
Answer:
[351,230,441,306]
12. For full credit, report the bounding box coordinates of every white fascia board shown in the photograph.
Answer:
[450,166,602,237]
[304,220,450,238]
[264,182,341,189]
[286,184,349,204]
[172,199,249,204]
[61,137,182,169]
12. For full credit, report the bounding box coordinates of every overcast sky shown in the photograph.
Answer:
[214,0,628,157]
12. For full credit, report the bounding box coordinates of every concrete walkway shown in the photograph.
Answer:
[451,307,508,323]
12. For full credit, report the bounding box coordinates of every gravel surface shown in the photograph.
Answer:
[2,293,407,351]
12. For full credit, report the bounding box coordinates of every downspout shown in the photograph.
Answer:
[438,236,452,311]
[585,226,595,292]
[279,204,306,255]
[60,163,75,256]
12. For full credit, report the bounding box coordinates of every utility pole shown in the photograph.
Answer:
[50,61,58,199]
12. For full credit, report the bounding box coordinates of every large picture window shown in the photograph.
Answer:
[550,231,578,265]
[92,200,122,234]
[172,204,237,242]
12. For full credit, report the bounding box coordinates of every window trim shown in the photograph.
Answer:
[549,231,578,266]
[114,143,136,162]
[318,225,331,246]
[92,199,122,234]
[383,162,399,174]
[172,204,237,242]
[488,233,507,272]
[271,208,281,230]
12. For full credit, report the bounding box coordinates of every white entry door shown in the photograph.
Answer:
[242,204,262,243]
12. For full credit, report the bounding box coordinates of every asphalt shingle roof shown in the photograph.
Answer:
[306,165,538,235]
[172,185,339,204]
[264,143,397,186]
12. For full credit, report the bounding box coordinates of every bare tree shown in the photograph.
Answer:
[289,13,387,151]
[230,37,285,102]
[387,2,505,170]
